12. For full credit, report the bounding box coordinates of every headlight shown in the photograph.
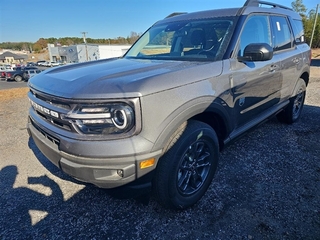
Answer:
[63,103,135,135]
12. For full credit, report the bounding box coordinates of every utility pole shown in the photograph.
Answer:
[310,4,319,48]
[81,32,89,61]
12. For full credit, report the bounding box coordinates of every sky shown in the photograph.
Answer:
[0,0,318,43]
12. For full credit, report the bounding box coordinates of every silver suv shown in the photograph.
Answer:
[27,0,311,209]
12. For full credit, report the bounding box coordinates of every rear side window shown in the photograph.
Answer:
[270,16,293,51]
[289,17,305,44]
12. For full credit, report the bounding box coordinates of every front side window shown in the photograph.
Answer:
[271,16,293,51]
[125,17,236,61]
[238,15,272,56]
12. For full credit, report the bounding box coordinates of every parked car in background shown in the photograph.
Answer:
[43,61,52,67]
[0,70,6,80]
[27,62,37,67]
[0,64,13,71]
[2,66,39,82]
[4,67,26,82]
[0,67,5,79]
[23,69,42,80]
[50,62,60,67]
[36,60,46,66]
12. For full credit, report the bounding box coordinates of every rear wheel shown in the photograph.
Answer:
[153,120,219,209]
[14,75,23,82]
[277,78,306,124]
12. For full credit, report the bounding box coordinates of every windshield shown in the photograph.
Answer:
[125,17,235,61]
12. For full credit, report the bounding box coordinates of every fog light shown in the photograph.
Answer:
[140,158,155,169]
[117,169,123,177]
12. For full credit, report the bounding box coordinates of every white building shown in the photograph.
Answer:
[48,44,131,63]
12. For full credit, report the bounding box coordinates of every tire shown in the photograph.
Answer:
[14,75,23,82]
[153,120,219,209]
[277,78,306,124]
[23,73,28,80]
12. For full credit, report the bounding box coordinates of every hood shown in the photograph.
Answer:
[28,58,222,99]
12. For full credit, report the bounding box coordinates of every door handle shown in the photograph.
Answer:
[269,64,278,72]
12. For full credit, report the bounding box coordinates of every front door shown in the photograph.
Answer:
[230,14,281,128]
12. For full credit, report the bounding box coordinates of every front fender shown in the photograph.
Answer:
[151,96,232,152]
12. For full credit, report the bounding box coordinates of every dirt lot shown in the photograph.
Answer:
[312,48,320,58]
[0,68,319,239]
[0,87,28,101]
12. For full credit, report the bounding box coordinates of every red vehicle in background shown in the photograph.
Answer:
[0,66,39,82]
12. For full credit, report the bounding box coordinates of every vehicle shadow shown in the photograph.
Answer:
[0,165,64,236]
[0,151,153,239]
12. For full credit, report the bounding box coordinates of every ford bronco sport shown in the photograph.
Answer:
[27,0,311,209]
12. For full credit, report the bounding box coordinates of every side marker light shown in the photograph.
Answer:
[140,158,155,169]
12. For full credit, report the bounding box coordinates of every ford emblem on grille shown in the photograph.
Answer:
[30,100,59,118]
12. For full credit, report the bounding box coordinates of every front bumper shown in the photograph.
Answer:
[27,117,162,188]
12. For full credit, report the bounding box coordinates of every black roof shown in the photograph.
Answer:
[160,8,240,24]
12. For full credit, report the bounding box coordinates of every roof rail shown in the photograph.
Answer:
[165,12,187,19]
[243,0,292,11]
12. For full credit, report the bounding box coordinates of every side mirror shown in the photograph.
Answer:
[238,43,273,62]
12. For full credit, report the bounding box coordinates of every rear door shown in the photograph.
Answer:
[230,14,281,128]
[270,15,304,100]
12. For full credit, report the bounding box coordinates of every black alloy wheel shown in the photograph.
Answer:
[277,78,306,124]
[153,120,219,209]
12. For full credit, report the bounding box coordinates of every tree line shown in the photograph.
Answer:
[0,32,140,53]
[292,0,320,48]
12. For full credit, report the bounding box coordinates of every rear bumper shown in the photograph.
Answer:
[27,117,161,189]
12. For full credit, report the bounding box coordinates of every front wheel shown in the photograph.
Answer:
[277,78,306,124]
[153,120,219,209]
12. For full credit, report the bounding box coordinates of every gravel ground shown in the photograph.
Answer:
[0,67,319,239]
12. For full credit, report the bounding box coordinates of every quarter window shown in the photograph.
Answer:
[289,18,305,44]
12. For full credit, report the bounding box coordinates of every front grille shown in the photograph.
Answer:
[30,117,60,146]
[35,110,71,131]
[29,89,75,133]
[32,90,71,110]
